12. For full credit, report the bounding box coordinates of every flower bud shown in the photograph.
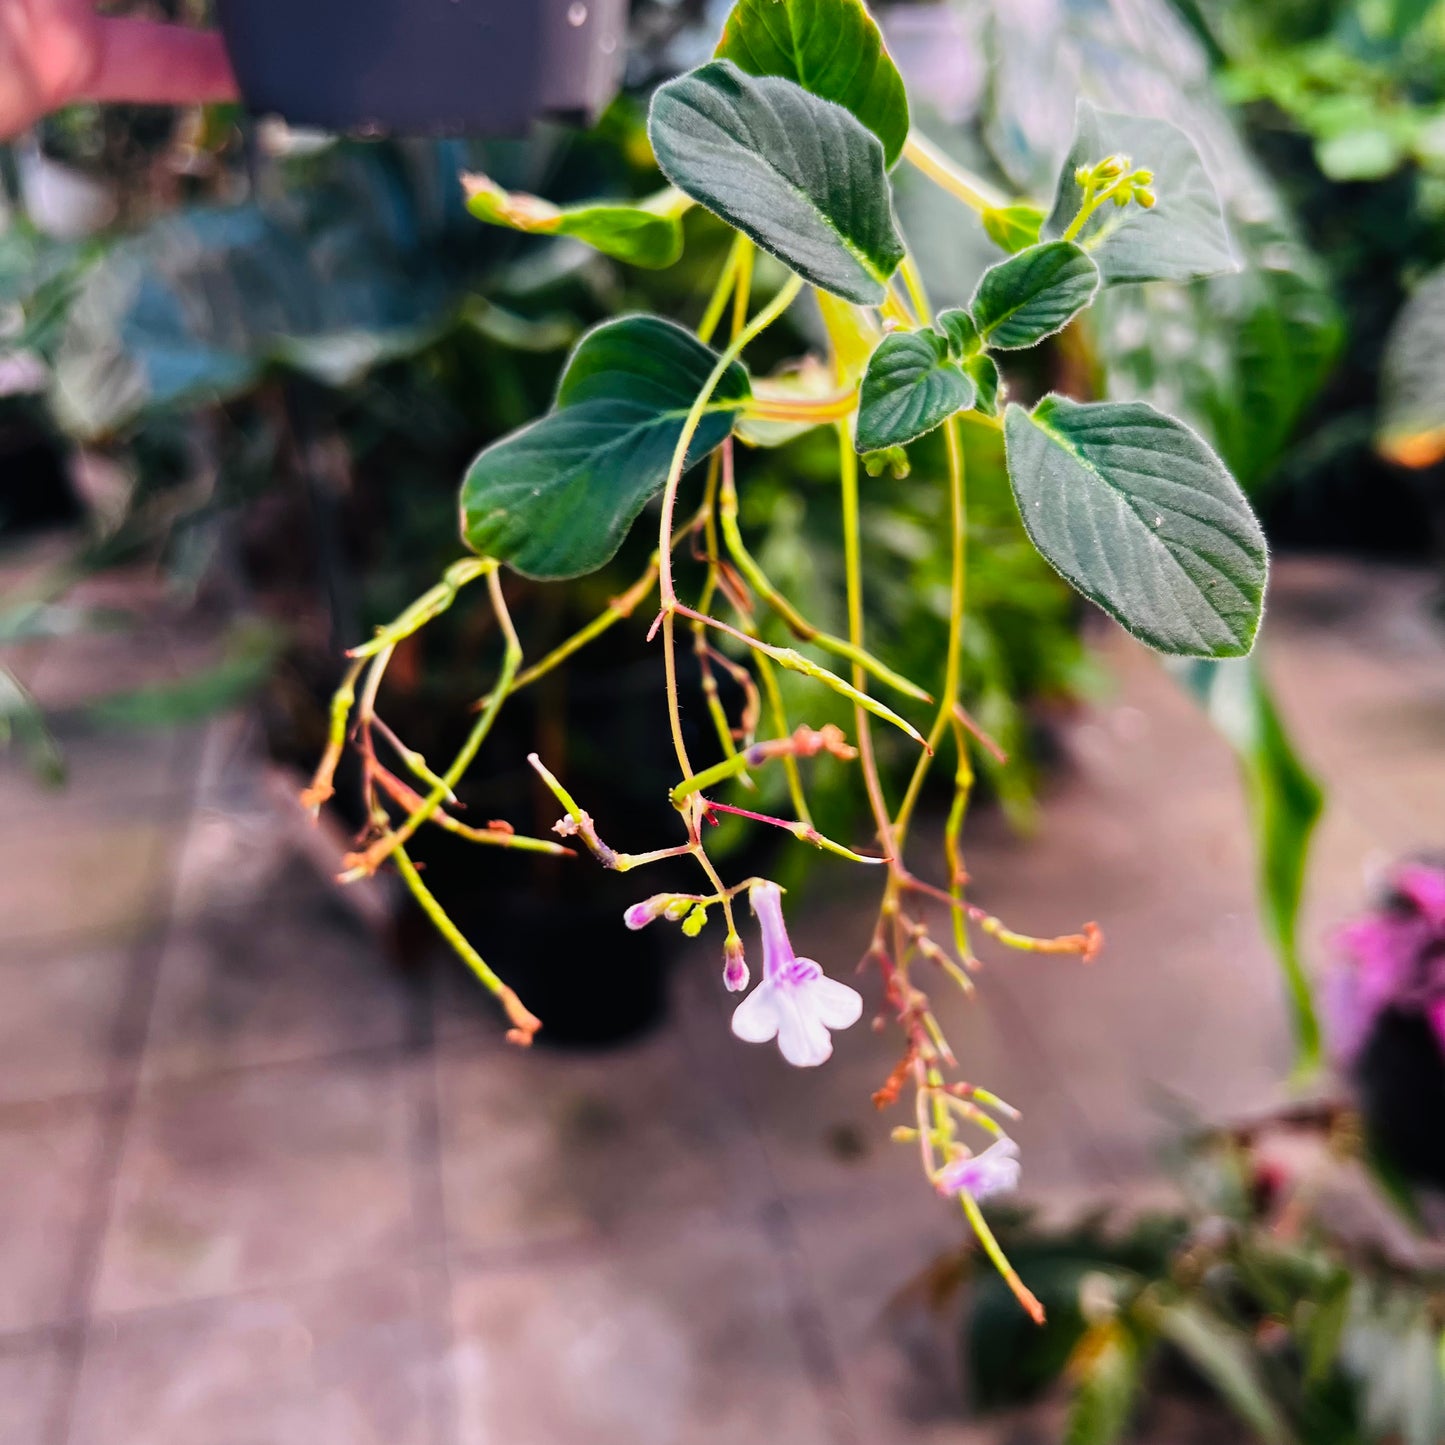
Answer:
[722,935,749,993]
[1135,188,1157,209]
[1093,153,1128,181]
[682,904,708,938]
[623,894,675,931]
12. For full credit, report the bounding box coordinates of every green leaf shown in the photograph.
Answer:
[1065,1321,1142,1445]
[648,60,905,305]
[715,0,910,167]
[462,174,686,269]
[85,620,284,731]
[1173,655,1324,1072]
[461,316,750,580]
[1378,263,1445,469]
[0,665,65,788]
[856,329,975,452]
[1043,102,1236,285]
[982,203,1045,254]
[971,241,1100,350]
[1003,395,1267,658]
[1144,1296,1292,1444]
[967,354,1002,417]
[936,308,980,358]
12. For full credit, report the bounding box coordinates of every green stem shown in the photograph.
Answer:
[903,133,1009,213]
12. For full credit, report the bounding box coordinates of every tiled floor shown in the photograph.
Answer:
[0,556,1441,1444]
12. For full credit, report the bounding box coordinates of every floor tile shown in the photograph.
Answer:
[142,896,411,1083]
[436,1025,755,1258]
[449,1222,838,1445]
[70,1268,436,1445]
[0,818,176,948]
[0,939,135,1103]
[0,1097,107,1332]
[94,1056,418,1313]
[0,1332,66,1445]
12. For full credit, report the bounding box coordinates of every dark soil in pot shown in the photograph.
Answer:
[216,0,628,134]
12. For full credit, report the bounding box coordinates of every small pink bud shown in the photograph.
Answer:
[623,894,673,931]
[723,935,749,993]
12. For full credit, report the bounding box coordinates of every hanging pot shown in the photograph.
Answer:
[215,0,629,135]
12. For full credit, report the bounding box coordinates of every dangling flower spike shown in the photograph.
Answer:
[729,881,863,1067]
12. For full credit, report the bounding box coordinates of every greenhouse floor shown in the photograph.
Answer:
[1,554,1442,1445]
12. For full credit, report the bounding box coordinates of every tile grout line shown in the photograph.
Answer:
[41,724,219,1445]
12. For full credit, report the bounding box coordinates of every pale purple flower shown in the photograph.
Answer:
[933,1137,1022,1201]
[730,881,863,1066]
[1325,861,1445,1065]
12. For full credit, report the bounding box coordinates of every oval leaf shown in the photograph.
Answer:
[648,60,905,305]
[856,330,975,452]
[715,0,910,168]
[462,174,685,269]
[1003,395,1266,657]
[461,316,750,580]
[982,203,1045,255]
[1043,102,1236,285]
[971,241,1100,350]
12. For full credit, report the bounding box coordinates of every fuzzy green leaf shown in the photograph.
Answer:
[971,241,1100,350]
[462,174,685,269]
[967,353,1002,417]
[1043,102,1236,285]
[856,329,975,452]
[982,203,1045,254]
[936,308,980,359]
[715,0,910,167]
[1065,1322,1142,1445]
[461,316,750,579]
[648,61,905,305]
[1004,395,1267,657]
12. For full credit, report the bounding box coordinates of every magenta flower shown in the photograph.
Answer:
[1325,861,1445,1065]
[730,881,863,1067]
[933,1137,1022,1201]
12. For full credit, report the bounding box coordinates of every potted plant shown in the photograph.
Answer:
[215,0,629,133]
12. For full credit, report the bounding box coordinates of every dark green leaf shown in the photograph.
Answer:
[936,307,980,358]
[982,203,1045,254]
[461,316,751,579]
[1144,1295,1292,1444]
[1065,1321,1143,1445]
[85,621,284,731]
[716,0,910,167]
[1043,102,1236,285]
[1173,656,1324,1070]
[971,241,1100,350]
[968,354,1002,417]
[648,61,905,305]
[1004,395,1267,657]
[856,329,975,452]
[1378,263,1445,469]
[462,173,685,269]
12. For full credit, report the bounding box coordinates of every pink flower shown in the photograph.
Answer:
[933,1137,1022,1201]
[1326,860,1445,1065]
[729,881,863,1067]
[722,935,749,993]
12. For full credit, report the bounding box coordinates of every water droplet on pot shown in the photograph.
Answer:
[567,2,588,24]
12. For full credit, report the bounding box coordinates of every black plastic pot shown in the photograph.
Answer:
[216,0,629,134]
